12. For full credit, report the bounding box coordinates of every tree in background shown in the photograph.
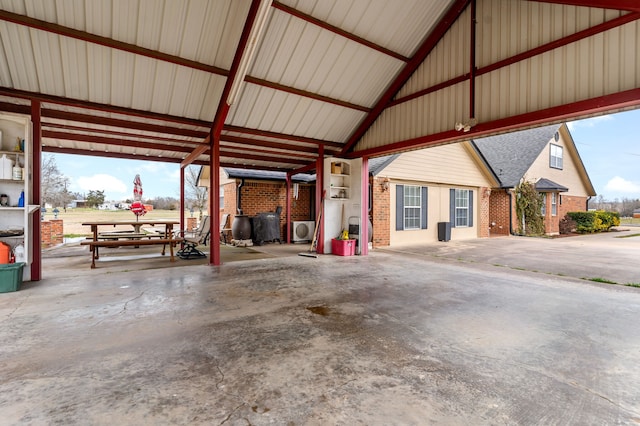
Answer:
[41,154,73,208]
[185,166,208,219]
[85,190,106,208]
[147,196,179,210]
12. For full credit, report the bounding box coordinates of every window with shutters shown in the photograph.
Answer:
[395,185,428,231]
[455,189,470,227]
[403,185,421,229]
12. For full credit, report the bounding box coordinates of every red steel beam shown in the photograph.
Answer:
[391,12,640,107]
[339,0,471,155]
[225,125,343,148]
[477,12,640,77]
[0,101,30,115]
[272,1,410,62]
[529,0,640,12]
[348,88,640,159]
[0,86,211,128]
[42,130,200,153]
[0,10,228,77]
[469,0,477,119]
[221,134,324,154]
[205,0,265,265]
[222,145,316,161]
[42,146,208,165]
[244,76,370,112]
[42,109,208,139]
[42,122,200,146]
[1,87,347,152]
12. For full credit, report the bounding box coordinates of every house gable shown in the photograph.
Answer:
[525,124,596,197]
[375,142,494,188]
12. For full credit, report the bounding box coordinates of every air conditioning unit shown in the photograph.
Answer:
[291,221,316,242]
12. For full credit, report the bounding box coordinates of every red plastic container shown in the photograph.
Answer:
[331,238,355,256]
[0,242,10,264]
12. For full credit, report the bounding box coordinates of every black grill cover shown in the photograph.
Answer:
[252,212,281,245]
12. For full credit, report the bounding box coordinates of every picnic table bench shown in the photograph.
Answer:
[80,220,182,269]
[80,237,184,269]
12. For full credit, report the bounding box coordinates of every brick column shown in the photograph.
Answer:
[187,217,197,231]
[41,221,52,248]
[371,176,390,248]
[50,219,63,246]
[478,187,491,238]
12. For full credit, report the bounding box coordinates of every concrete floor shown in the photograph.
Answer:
[1,231,640,424]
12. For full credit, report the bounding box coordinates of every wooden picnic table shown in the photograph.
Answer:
[80,220,182,268]
[82,220,179,255]
[82,220,179,241]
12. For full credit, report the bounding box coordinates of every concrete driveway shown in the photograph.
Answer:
[1,231,639,424]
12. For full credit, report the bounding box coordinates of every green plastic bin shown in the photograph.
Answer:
[0,262,25,293]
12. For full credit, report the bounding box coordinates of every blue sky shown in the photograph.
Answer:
[52,109,640,202]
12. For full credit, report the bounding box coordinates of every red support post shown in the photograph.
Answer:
[180,166,185,232]
[315,146,324,253]
[469,0,477,119]
[30,100,42,281]
[360,157,369,256]
[285,173,292,243]
[209,131,221,266]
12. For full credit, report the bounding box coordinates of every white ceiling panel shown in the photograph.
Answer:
[280,0,452,57]
[30,30,65,95]
[251,8,404,107]
[0,22,37,89]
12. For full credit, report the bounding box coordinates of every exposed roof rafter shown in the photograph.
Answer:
[272,1,410,62]
[339,0,472,156]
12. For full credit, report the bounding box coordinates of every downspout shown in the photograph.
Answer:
[586,196,592,211]
[236,178,245,215]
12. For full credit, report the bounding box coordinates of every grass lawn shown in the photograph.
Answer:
[45,208,188,236]
[620,217,640,225]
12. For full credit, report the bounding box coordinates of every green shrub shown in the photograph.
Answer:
[567,211,620,233]
[515,180,545,235]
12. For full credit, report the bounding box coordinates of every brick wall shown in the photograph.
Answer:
[478,187,491,238]
[371,176,390,247]
[541,193,588,235]
[221,180,313,240]
[489,190,512,235]
[41,219,63,248]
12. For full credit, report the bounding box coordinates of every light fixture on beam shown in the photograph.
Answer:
[454,117,477,132]
[226,0,273,106]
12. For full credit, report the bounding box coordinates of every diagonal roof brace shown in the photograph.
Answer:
[182,0,273,168]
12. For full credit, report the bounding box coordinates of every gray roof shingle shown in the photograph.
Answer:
[471,124,561,188]
[224,168,315,183]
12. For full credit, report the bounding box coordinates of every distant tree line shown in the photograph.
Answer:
[589,195,640,217]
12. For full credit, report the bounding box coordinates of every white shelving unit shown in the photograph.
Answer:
[0,113,36,280]
[323,157,363,254]
[329,161,350,200]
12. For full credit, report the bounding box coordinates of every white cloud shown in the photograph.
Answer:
[75,174,128,195]
[604,176,640,195]
[567,114,614,131]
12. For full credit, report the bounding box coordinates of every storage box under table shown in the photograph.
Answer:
[331,238,355,256]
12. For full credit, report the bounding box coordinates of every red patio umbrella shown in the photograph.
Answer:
[130,174,146,220]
